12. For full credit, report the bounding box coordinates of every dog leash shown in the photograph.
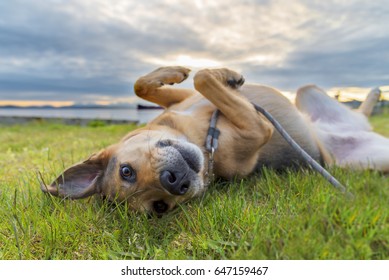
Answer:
[205,109,220,185]
[205,103,354,199]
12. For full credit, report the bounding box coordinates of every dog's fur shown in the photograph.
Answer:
[42,66,389,214]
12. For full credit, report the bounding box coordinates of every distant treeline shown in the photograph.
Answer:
[342,99,389,115]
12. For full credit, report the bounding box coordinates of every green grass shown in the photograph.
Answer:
[0,115,388,260]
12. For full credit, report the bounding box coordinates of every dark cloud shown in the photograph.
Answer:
[0,0,209,102]
[243,35,389,90]
[0,0,388,102]
[241,0,389,90]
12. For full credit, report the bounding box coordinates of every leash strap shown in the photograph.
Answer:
[205,110,221,184]
[204,104,354,199]
[252,103,353,198]
[206,110,220,152]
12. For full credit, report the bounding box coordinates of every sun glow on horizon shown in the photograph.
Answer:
[0,96,142,107]
[0,100,75,107]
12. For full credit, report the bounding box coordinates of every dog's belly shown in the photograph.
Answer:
[312,118,389,172]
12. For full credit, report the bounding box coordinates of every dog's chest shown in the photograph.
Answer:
[168,95,213,116]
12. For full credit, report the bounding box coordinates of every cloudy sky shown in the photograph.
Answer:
[0,0,388,105]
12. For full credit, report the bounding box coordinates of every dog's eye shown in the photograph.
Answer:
[120,164,136,182]
[152,200,169,214]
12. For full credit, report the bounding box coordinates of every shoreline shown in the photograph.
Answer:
[0,101,386,125]
[0,116,138,125]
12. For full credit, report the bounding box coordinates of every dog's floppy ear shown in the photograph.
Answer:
[41,148,112,199]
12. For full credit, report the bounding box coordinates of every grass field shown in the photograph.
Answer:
[0,113,388,260]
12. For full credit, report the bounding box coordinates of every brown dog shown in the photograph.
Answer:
[42,66,389,214]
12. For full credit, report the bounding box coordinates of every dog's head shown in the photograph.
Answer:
[42,127,206,214]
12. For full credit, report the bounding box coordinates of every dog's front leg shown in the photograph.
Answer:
[194,68,273,141]
[134,66,196,108]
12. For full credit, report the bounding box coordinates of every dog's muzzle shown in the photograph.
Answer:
[156,139,204,196]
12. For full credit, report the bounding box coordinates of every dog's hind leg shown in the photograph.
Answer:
[295,85,371,131]
[296,85,389,173]
[134,66,196,108]
[357,87,381,117]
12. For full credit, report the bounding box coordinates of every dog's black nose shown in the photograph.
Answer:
[160,170,190,195]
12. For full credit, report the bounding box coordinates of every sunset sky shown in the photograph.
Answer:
[1,0,388,106]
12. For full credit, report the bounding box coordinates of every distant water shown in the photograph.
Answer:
[0,108,164,124]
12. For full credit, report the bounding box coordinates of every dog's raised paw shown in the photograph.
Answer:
[194,68,245,90]
[227,75,245,89]
[136,66,191,89]
[153,66,191,86]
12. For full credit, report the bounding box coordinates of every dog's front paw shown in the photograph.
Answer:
[226,73,245,89]
[194,68,245,89]
[145,66,191,87]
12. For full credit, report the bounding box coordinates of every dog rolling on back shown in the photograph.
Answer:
[42,66,389,214]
